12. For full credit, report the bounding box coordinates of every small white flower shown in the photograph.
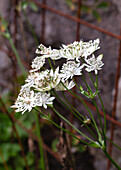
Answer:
[11,88,36,114]
[30,57,45,72]
[60,60,83,81]
[35,92,55,109]
[24,72,43,88]
[82,39,100,58]
[36,44,62,60]
[25,67,60,92]
[84,54,104,74]
[60,42,83,62]
[55,80,75,91]
[36,44,51,55]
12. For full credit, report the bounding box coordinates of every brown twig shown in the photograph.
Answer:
[12,0,18,47]
[18,2,30,64]
[57,122,75,170]
[29,0,121,40]
[0,149,9,170]
[107,26,121,170]
[76,0,82,41]
[41,0,46,44]
[0,96,30,170]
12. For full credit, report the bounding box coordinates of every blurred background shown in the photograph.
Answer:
[0,0,121,170]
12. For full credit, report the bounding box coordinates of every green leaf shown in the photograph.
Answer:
[29,2,38,12]
[0,143,21,163]
[51,139,59,152]
[21,2,29,10]
[88,141,101,148]
[0,165,12,170]
[65,0,75,10]
[77,144,87,153]
[14,155,25,169]
[92,10,101,22]
[96,2,109,9]
[81,5,91,13]
[26,152,35,166]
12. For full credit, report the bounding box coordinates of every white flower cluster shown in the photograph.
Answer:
[11,38,104,114]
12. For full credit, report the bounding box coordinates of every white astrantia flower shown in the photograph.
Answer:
[24,72,43,88]
[25,67,60,92]
[60,39,100,61]
[82,38,100,58]
[55,80,75,91]
[11,87,36,114]
[11,38,104,115]
[36,44,51,55]
[35,92,55,109]
[60,60,83,81]
[36,44,62,60]
[84,54,104,74]
[60,41,83,62]
[30,57,45,72]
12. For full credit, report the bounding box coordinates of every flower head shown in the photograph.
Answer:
[60,41,83,62]
[55,80,75,91]
[34,92,55,109]
[60,60,83,81]
[30,57,45,72]
[36,44,61,60]
[82,39,100,58]
[11,87,36,114]
[25,67,60,92]
[84,54,104,74]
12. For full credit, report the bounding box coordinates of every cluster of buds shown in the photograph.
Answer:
[11,39,104,114]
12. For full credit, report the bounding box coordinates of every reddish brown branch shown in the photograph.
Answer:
[0,99,61,163]
[0,96,30,170]
[107,26,121,170]
[12,0,18,47]
[76,0,82,41]
[0,149,9,170]
[29,0,121,40]
[41,0,46,44]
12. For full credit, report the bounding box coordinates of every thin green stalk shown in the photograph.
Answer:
[62,91,98,140]
[48,58,53,70]
[106,136,121,151]
[52,106,96,144]
[8,37,26,76]
[103,150,121,169]
[82,75,104,144]
[34,108,89,145]
[61,81,102,143]
[52,90,84,120]
[92,99,106,146]
[23,11,39,45]
[34,111,45,170]
[89,73,106,137]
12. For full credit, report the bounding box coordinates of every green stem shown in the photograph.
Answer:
[92,99,106,145]
[34,108,89,145]
[62,91,98,140]
[52,107,95,143]
[23,11,39,46]
[89,73,106,141]
[8,37,26,76]
[82,75,104,143]
[48,58,53,70]
[34,111,45,170]
[103,150,121,169]
[61,81,102,143]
